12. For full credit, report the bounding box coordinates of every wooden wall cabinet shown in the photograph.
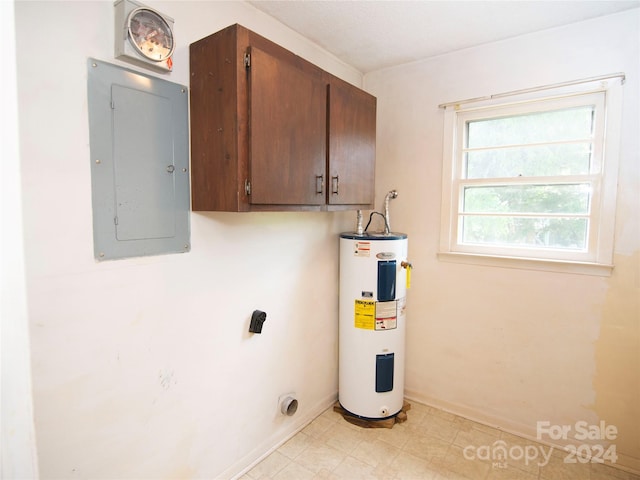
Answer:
[189,24,376,212]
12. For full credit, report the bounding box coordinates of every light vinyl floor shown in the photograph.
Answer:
[243,402,639,480]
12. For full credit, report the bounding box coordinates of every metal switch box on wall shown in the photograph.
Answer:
[87,58,190,261]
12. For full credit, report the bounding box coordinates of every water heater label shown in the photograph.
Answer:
[398,296,407,317]
[354,299,375,330]
[354,241,371,257]
[375,301,397,330]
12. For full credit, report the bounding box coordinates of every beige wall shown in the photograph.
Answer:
[12,0,639,477]
[365,8,639,473]
[1,0,39,477]
[14,1,360,478]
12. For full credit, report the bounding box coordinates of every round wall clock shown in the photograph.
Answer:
[127,7,174,63]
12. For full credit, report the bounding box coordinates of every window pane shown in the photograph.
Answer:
[465,143,592,178]
[461,216,588,250]
[467,106,595,148]
[463,184,590,214]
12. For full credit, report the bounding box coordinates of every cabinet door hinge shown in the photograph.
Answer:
[244,53,251,68]
[244,179,251,195]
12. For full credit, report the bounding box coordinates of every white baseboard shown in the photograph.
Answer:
[404,389,534,439]
[404,389,640,476]
[224,391,338,480]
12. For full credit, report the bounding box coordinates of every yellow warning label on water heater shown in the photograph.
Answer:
[354,299,375,330]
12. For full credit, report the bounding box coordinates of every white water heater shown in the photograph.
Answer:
[339,231,409,419]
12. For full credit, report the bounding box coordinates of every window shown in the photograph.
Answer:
[439,77,623,275]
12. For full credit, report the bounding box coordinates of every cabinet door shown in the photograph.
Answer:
[328,81,376,205]
[248,47,327,205]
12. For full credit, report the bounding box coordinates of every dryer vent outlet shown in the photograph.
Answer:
[279,394,298,416]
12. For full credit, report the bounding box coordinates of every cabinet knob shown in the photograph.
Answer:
[316,175,324,194]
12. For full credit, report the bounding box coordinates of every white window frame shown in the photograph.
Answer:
[438,78,623,276]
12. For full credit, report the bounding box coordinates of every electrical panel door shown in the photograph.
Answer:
[87,58,190,260]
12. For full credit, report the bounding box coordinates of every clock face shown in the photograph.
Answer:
[127,8,174,62]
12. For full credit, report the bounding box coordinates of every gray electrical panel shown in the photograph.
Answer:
[87,58,190,261]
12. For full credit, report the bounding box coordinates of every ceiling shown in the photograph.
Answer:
[248,0,639,73]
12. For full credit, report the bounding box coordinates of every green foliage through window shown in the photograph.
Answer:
[459,105,596,251]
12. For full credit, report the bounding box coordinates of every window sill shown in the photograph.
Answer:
[437,252,613,276]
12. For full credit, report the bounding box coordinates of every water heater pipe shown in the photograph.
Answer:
[356,210,364,235]
[383,190,398,234]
